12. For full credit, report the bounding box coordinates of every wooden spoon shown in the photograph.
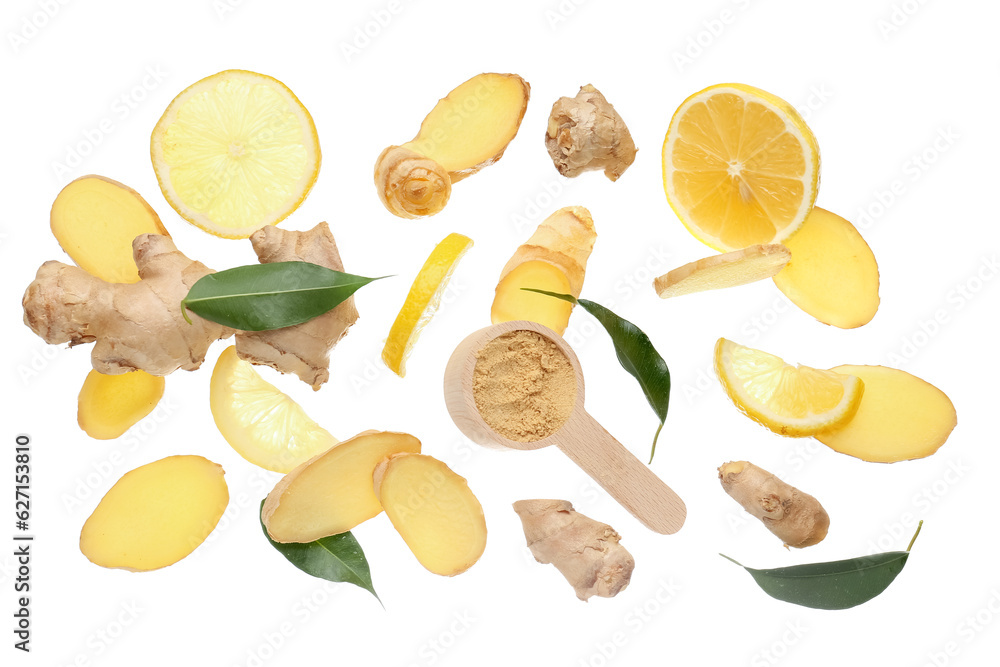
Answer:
[443,320,686,534]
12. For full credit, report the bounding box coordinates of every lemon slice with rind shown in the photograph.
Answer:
[151,69,321,239]
[663,83,820,252]
[382,233,473,377]
[714,338,863,436]
[210,346,336,472]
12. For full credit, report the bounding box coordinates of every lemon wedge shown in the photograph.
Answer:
[151,70,320,239]
[210,347,336,472]
[663,83,820,251]
[382,233,473,377]
[714,338,863,436]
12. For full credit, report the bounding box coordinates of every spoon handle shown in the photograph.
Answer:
[556,412,686,534]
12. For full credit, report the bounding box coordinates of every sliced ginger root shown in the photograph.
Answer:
[546,85,637,181]
[773,207,880,328]
[235,222,359,389]
[80,455,228,571]
[374,453,486,576]
[51,175,169,284]
[375,73,530,218]
[491,206,596,334]
[719,461,829,549]
[492,262,574,331]
[513,499,634,601]
[262,431,421,543]
[816,365,956,462]
[78,369,165,440]
[22,234,232,376]
[654,244,791,299]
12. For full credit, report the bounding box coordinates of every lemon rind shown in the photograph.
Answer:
[381,234,473,377]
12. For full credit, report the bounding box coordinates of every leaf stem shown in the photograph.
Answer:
[520,287,578,304]
[180,301,193,325]
[649,420,664,464]
[719,553,743,567]
[906,520,923,552]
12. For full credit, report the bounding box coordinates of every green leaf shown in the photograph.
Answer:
[182,262,382,331]
[720,521,923,610]
[522,289,671,463]
[259,501,380,601]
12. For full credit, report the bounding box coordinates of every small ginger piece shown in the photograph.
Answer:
[654,244,791,299]
[374,453,487,576]
[22,234,233,376]
[546,85,637,181]
[80,455,228,571]
[773,207,880,328]
[513,500,634,601]
[78,369,165,440]
[491,206,596,334]
[235,222,359,389]
[262,431,421,543]
[50,175,169,284]
[375,73,530,218]
[816,365,956,462]
[719,461,829,549]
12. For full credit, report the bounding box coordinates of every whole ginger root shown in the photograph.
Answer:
[513,499,634,601]
[23,234,233,375]
[719,461,829,548]
[235,222,359,390]
[24,223,359,387]
[546,85,637,181]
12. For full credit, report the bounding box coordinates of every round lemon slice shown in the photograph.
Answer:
[714,338,863,436]
[210,347,336,472]
[382,233,473,377]
[151,69,321,239]
[663,83,820,251]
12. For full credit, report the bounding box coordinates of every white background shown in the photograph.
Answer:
[3,0,999,665]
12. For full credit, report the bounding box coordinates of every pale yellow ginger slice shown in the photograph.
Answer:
[719,461,829,548]
[491,206,597,334]
[816,365,956,462]
[513,499,634,601]
[262,431,421,543]
[375,73,530,218]
[235,222,359,390]
[773,207,880,328]
[22,234,233,376]
[78,369,165,440]
[374,453,487,577]
[80,455,228,571]
[51,175,169,284]
[654,244,791,299]
[546,85,637,181]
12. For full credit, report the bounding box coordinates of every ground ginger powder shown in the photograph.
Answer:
[472,330,576,442]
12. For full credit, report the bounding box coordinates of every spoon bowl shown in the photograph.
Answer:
[443,321,686,534]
